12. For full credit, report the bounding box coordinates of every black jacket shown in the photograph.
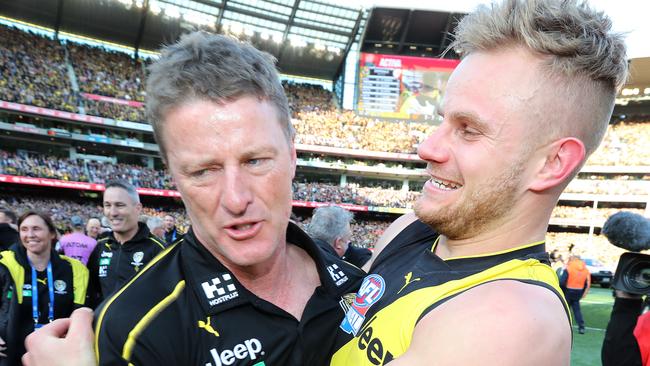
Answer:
[94,223,365,366]
[343,245,372,268]
[0,224,19,251]
[164,227,182,247]
[602,297,644,366]
[87,222,165,308]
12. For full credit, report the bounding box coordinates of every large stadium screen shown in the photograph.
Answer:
[356,53,460,121]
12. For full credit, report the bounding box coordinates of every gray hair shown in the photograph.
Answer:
[146,31,294,160]
[104,179,140,204]
[146,216,164,232]
[307,206,354,245]
[451,0,628,156]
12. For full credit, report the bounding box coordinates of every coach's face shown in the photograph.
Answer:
[415,47,545,239]
[162,96,296,270]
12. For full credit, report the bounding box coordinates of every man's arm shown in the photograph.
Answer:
[391,280,571,366]
[362,212,418,272]
[602,292,643,366]
[85,246,102,309]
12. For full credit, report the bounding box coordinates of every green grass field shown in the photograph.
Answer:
[571,287,615,366]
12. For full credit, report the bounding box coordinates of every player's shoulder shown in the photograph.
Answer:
[425,279,571,344]
[403,280,572,365]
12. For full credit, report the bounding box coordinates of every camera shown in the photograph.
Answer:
[602,212,650,295]
[611,252,650,295]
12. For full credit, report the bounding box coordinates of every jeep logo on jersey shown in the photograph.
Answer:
[339,274,385,335]
[201,273,239,306]
[100,251,113,258]
[327,264,349,286]
[205,338,264,366]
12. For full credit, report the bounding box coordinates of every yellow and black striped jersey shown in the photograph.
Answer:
[330,220,570,366]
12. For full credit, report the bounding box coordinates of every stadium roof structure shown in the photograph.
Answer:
[360,7,465,59]
[0,0,366,81]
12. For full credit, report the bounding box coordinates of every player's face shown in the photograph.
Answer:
[20,215,55,256]
[415,48,542,239]
[162,97,296,270]
[103,187,142,235]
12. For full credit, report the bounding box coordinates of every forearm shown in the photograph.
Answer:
[602,297,643,366]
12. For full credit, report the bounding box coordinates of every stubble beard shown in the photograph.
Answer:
[414,160,525,240]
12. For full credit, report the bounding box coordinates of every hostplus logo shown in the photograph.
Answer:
[327,264,349,286]
[204,338,265,366]
[201,273,239,306]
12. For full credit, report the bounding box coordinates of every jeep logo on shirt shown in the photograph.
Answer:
[204,338,264,366]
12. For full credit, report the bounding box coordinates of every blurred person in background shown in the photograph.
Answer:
[0,211,88,365]
[561,255,590,334]
[602,290,650,366]
[308,205,371,268]
[85,218,101,240]
[0,208,19,251]
[163,214,180,246]
[145,216,165,241]
[86,180,165,307]
[58,216,97,266]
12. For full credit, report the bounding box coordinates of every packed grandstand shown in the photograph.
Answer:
[0,22,648,270]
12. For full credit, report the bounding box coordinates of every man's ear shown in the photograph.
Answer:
[529,137,585,192]
[333,237,343,251]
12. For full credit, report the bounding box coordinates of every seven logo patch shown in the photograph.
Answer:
[202,273,239,306]
[327,264,349,286]
[339,274,386,336]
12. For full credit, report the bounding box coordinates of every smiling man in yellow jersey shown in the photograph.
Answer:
[330,0,628,365]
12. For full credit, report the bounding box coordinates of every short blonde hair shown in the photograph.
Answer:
[451,0,628,156]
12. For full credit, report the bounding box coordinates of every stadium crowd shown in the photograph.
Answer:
[551,206,646,223]
[1,149,647,210]
[1,24,650,161]
[546,231,625,269]
[0,26,76,112]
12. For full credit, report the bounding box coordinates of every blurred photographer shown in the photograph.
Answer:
[602,290,649,366]
[601,212,650,366]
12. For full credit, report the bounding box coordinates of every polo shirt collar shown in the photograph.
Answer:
[181,222,350,316]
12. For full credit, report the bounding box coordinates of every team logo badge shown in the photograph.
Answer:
[54,280,67,294]
[132,251,144,265]
[339,274,386,335]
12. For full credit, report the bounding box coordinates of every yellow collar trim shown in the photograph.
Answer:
[431,237,545,261]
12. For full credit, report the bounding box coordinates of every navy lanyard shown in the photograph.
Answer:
[28,260,54,329]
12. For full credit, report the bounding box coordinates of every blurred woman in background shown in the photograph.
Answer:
[0,211,88,365]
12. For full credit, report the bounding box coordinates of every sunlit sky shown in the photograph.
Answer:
[333,0,650,59]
